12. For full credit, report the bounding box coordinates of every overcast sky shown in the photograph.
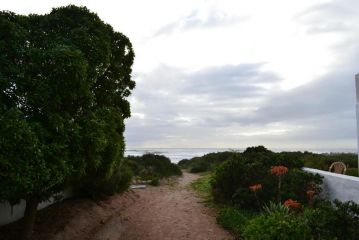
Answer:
[3,0,359,150]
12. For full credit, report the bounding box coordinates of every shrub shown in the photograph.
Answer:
[217,207,255,237]
[211,147,322,209]
[149,176,160,186]
[262,202,290,215]
[304,200,359,240]
[79,163,133,199]
[126,154,182,183]
[280,169,322,205]
[189,161,209,173]
[212,155,251,203]
[346,168,358,177]
[185,151,238,173]
[242,210,310,240]
[177,159,190,169]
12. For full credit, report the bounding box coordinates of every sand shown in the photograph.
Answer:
[0,172,232,240]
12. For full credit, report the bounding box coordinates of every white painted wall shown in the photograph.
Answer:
[0,189,73,226]
[355,74,359,177]
[303,167,359,204]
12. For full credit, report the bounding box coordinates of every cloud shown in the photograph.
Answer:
[154,9,245,36]
[295,0,359,34]
[125,63,282,147]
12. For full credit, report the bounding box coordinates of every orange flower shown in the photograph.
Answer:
[249,184,262,192]
[283,199,301,209]
[270,166,288,176]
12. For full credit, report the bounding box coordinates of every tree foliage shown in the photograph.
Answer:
[0,5,134,238]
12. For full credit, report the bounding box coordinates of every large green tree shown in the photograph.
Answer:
[0,5,134,239]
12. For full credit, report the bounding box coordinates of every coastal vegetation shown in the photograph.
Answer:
[190,146,359,239]
[181,146,358,176]
[126,154,182,185]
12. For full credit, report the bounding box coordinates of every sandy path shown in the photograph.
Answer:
[0,172,232,240]
[90,172,232,240]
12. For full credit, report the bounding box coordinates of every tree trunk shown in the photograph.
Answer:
[22,196,39,240]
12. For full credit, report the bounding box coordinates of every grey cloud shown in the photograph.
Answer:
[125,63,280,145]
[126,54,359,148]
[181,64,281,100]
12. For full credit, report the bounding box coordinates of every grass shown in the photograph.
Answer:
[190,173,213,200]
[191,173,255,239]
[217,207,256,238]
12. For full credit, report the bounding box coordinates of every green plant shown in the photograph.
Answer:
[304,200,359,240]
[280,169,322,205]
[211,147,323,210]
[262,202,290,215]
[149,176,160,186]
[80,163,133,199]
[346,168,358,177]
[242,210,310,240]
[217,207,255,237]
[0,6,135,239]
[191,174,212,199]
[184,152,238,173]
[126,154,182,184]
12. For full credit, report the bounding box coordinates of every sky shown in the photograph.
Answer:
[2,0,359,151]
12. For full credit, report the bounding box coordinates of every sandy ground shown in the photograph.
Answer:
[0,172,232,240]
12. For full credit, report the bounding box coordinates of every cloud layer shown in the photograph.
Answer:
[1,0,359,150]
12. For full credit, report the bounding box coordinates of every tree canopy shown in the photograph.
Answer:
[0,5,134,238]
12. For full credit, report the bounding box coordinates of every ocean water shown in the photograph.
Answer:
[125,147,357,163]
[125,148,242,163]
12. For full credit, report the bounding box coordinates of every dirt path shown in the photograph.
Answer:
[0,172,232,240]
[90,172,232,240]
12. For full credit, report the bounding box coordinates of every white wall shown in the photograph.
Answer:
[0,189,73,226]
[355,74,359,177]
[303,167,359,204]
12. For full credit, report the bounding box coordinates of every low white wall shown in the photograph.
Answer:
[303,167,359,204]
[0,189,73,226]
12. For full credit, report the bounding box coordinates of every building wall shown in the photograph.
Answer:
[0,189,73,226]
[303,167,359,204]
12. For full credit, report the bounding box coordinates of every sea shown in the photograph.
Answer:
[125,147,357,163]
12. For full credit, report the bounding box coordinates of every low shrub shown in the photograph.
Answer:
[217,207,255,237]
[211,146,323,209]
[183,151,238,173]
[242,210,310,240]
[346,168,358,177]
[304,200,359,240]
[79,163,133,199]
[191,174,212,199]
[126,154,182,184]
[262,202,290,215]
[177,159,190,169]
[149,176,160,186]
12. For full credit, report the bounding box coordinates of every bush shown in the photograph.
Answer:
[303,152,358,171]
[346,168,358,177]
[211,146,322,209]
[280,169,322,204]
[79,163,133,199]
[126,154,182,183]
[189,161,209,173]
[304,200,359,240]
[177,159,190,169]
[217,207,255,237]
[184,151,238,173]
[149,176,160,186]
[242,210,310,240]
